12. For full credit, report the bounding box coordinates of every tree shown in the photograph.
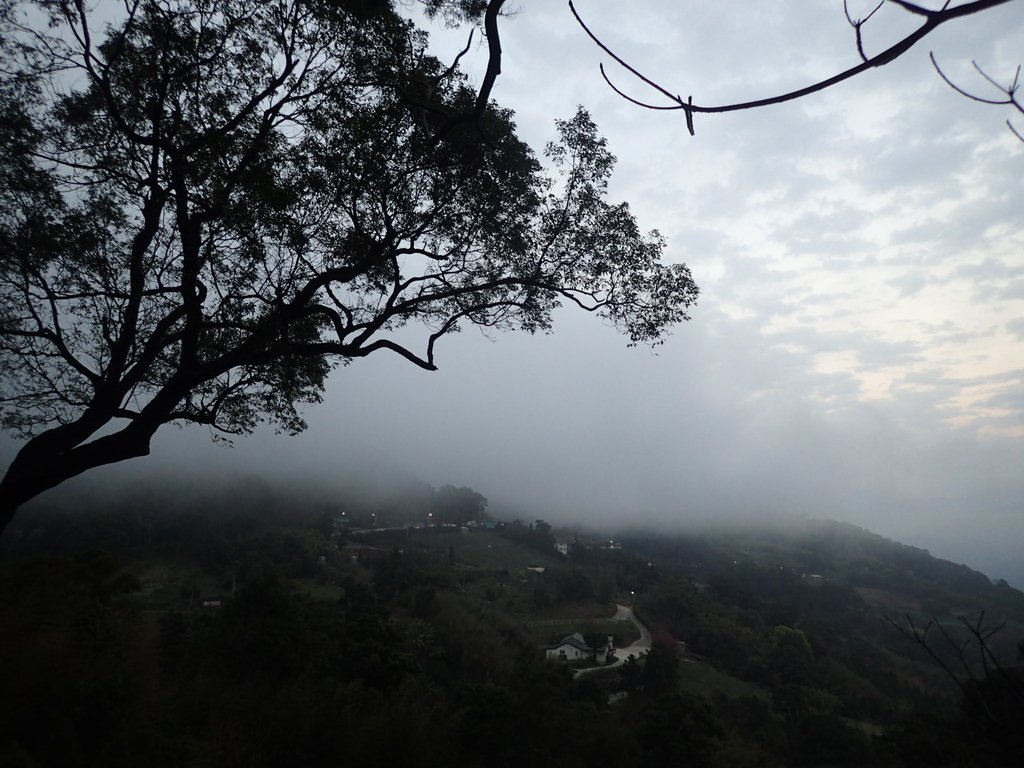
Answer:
[570,0,1021,140]
[0,0,698,531]
[641,633,681,695]
[767,625,815,682]
[432,484,487,525]
[887,612,1024,763]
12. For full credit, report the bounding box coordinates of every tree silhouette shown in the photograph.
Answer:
[0,0,698,530]
[887,611,1024,764]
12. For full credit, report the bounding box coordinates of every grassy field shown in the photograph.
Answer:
[676,660,768,700]
[128,555,232,610]
[291,577,347,601]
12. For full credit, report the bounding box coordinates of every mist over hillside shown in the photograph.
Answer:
[10,471,1022,594]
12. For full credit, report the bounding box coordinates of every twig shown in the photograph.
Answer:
[570,0,1016,129]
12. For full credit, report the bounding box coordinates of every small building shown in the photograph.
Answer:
[544,633,609,665]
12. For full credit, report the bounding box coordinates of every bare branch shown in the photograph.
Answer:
[570,1,689,115]
[886,610,1022,732]
[598,64,678,111]
[886,613,971,695]
[930,53,1024,141]
[571,0,1017,126]
[439,27,475,83]
[887,0,937,17]
[931,54,1015,105]
[845,1,885,62]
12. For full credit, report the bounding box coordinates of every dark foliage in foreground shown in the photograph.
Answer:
[1,500,1022,766]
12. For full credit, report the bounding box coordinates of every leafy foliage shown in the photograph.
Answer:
[0,0,697,520]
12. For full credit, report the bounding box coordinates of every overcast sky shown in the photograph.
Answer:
[5,1,1024,583]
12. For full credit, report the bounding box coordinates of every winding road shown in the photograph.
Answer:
[574,603,651,677]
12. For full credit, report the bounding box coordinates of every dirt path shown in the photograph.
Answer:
[574,603,651,676]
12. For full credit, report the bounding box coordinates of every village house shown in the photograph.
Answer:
[543,633,610,665]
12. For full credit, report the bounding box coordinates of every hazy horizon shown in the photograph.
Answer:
[8,451,1023,590]
[3,2,1022,589]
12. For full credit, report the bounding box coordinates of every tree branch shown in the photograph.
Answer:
[930,54,1024,141]
[570,0,1016,127]
[428,0,506,145]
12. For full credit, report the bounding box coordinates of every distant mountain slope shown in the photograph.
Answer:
[619,518,1024,691]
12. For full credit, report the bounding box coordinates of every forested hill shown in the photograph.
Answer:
[620,518,1024,625]
[616,518,1024,691]
[1,492,1022,767]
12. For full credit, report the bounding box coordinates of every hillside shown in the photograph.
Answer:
[1,494,1022,767]
[620,519,1024,672]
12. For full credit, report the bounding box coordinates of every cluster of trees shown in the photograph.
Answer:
[0,551,615,766]
[3,494,1024,765]
[331,481,488,528]
[0,503,756,767]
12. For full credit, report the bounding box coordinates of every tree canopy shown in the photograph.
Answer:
[0,0,698,529]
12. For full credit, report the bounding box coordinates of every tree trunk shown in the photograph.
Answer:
[0,424,157,536]
[0,494,20,538]
[0,455,58,536]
